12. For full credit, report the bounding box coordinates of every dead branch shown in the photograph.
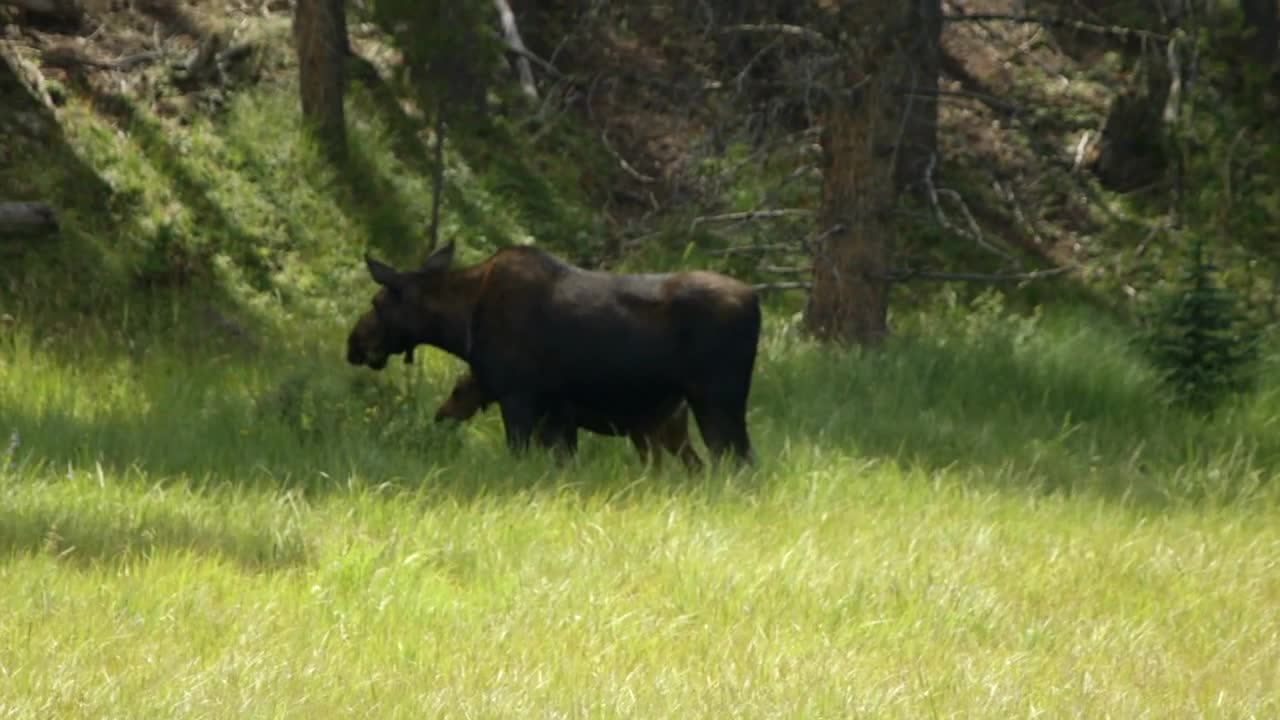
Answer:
[40,45,164,71]
[600,129,654,184]
[691,208,814,229]
[709,243,802,256]
[0,202,58,234]
[941,10,1169,43]
[881,265,1078,283]
[896,85,1022,117]
[493,0,538,100]
[1,0,81,18]
[759,265,807,274]
[921,154,1013,262]
[427,108,446,251]
[993,180,1047,247]
[753,281,811,293]
[1,39,55,110]
[720,24,829,46]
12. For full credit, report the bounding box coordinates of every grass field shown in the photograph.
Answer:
[3,297,1279,718]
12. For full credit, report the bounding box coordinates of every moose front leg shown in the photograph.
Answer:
[497,393,539,454]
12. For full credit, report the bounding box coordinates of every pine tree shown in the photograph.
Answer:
[1144,239,1259,411]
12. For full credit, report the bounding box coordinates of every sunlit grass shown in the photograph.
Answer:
[4,43,1280,718]
[2,302,1279,718]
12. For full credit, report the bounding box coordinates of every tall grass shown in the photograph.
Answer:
[3,45,1280,718]
[4,292,1280,717]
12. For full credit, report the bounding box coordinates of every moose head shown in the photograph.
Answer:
[345,242,462,370]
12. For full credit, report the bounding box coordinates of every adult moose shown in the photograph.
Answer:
[346,242,760,464]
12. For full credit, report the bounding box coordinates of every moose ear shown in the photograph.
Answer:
[419,241,455,274]
[365,254,402,288]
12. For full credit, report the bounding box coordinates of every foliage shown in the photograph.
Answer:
[1140,238,1261,411]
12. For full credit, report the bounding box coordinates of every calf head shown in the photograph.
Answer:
[433,372,491,423]
[346,242,458,370]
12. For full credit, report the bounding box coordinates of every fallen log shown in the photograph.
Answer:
[0,0,81,20]
[0,202,58,234]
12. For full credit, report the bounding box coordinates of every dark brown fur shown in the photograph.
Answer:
[435,371,704,471]
[346,243,760,464]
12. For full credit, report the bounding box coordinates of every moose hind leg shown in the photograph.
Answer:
[687,385,753,465]
[534,402,579,459]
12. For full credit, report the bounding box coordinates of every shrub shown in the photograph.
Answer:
[1141,239,1260,411]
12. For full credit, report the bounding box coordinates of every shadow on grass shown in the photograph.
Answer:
[0,502,309,572]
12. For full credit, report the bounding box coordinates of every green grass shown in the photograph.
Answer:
[2,298,1279,718]
[4,35,1280,718]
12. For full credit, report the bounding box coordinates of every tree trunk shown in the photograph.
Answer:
[295,0,347,156]
[1091,45,1170,192]
[332,0,350,56]
[804,2,914,345]
[895,0,942,199]
[1240,0,1278,69]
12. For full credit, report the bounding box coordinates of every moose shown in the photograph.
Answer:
[346,242,760,464]
[434,370,704,471]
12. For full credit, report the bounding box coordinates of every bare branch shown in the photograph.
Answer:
[493,0,542,99]
[753,281,811,293]
[881,265,1079,284]
[922,154,1014,262]
[941,11,1169,42]
[600,130,654,184]
[720,24,829,45]
[691,208,814,229]
[40,45,164,71]
[708,243,801,256]
[503,41,567,81]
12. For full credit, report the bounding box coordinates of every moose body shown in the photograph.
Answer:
[435,370,704,471]
[346,243,760,463]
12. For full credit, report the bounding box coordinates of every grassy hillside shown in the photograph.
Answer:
[3,3,1280,717]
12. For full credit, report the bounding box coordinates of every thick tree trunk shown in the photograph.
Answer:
[332,0,350,56]
[1091,46,1170,192]
[804,2,915,345]
[295,0,347,156]
[1240,0,1278,68]
[895,0,942,199]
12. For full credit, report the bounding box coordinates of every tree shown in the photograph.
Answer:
[1240,0,1278,69]
[804,1,929,344]
[896,0,942,199]
[295,0,348,156]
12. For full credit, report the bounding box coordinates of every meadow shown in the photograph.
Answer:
[3,39,1280,716]
[2,294,1279,719]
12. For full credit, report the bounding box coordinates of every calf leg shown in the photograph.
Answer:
[653,406,703,473]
